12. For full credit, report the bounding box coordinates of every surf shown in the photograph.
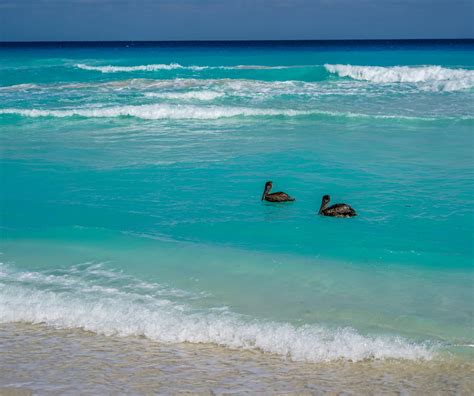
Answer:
[0,104,311,120]
[74,63,314,73]
[325,64,474,91]
[1,104,467,121]
[0,261,436,363]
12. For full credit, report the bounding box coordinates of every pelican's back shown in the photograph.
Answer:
[265,192,295,202]
[322,203,356,217]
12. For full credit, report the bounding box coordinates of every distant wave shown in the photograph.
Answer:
[0,83,40,91]
[75,63,195,72]
[0,262,436,363]
[75,63,309,73]
[325,64,474,91]
[1,105,465,122]
[0,104,309,120]
[225,65,298,70]
[0,78,322,97]
[144,91,225,101]
[74,63,474,92]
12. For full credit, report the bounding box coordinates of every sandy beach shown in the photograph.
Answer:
[1,322,473,394]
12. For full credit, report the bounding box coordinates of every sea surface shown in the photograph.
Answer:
[0,40,473,393]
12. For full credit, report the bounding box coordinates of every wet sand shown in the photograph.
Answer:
[1,323,472,395]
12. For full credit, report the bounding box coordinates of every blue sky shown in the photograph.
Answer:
[0,0,472,41]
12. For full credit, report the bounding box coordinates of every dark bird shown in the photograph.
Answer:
[261,181,295,202]
[318,195,356,218]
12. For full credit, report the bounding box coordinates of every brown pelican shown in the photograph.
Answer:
[318,195,356,217]
[261,181,295,202]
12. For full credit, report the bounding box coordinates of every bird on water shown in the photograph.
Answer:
[318,195,356,217]
[261,181,295,202]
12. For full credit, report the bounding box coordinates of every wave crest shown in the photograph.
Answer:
[0,104,309,120]
[75,63,194,73]
[74,63,307,73]
[1,105,462,121]
[325,64,474,91]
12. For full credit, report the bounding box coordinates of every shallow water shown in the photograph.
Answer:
[0,40,473,390]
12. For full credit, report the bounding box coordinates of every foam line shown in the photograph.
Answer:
[0,262,436,363]
[0,104,310,120]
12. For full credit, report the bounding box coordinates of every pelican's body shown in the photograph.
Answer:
[319,195,356,218]
[261,181,295,202]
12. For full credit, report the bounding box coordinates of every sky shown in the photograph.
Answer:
[0,0,472,41]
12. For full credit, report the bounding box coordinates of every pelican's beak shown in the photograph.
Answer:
[261,185,270,201]
[318,201,325,214]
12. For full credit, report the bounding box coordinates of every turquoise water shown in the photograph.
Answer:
[1,41,473,363]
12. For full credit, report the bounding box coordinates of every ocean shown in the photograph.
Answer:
[0,40,473,393]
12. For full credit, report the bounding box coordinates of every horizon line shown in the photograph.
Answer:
[1,38,473,44]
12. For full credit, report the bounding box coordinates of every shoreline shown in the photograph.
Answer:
[1,322,472,394]
[1,232,471,363]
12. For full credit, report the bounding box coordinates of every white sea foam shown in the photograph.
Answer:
[75,63,309,73]
[223,65,296,70]
[0,78,379,98]
[144,91,225,101]
[75,63,190,73]
[325,64,474,92]
[0,262,436,363]
[0,83,40,91]
[1,77,322,95]
[0,105,460,122]
[130,78,321,98]
[0,104,310,120]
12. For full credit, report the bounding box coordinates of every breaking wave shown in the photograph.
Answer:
[75,63,197,72]
[0,104,309,120]
[1,105,463,122]
[325,64,474,92]
[75,63,308,73]
[0,262,436,363]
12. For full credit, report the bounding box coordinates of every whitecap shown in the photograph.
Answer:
[0,105,459,122]
[325,64,474,92]
[0,104,310,120]
[74,63,315,73]
[75,63,186,73]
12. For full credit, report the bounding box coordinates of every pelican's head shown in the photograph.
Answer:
[319,194,330,213]
[261,181,273,200]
